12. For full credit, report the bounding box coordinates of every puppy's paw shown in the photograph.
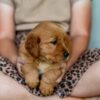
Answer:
[25,77,39,88]
[25,72,39,88]
[39,80,54,95]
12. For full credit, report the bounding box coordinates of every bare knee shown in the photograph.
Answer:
[70,60,100,97]
[0,72,32,100]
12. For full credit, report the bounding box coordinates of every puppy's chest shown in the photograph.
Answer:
[37,62,53,74]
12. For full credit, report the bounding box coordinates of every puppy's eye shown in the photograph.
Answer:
[50,39,57,45]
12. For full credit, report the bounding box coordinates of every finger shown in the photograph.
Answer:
[56,69,66,83]
[17,63,23,76]
[56,74,64,83]
[17,57,25,65]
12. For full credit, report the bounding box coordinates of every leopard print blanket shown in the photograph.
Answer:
[0,30,100,98]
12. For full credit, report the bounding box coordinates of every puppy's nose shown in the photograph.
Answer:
[63,51,69,59]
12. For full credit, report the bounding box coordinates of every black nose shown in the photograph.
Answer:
[63,51,69,59]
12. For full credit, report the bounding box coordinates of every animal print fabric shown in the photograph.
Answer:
[0,30,100,98]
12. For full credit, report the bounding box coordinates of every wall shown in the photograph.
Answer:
[89,0,100,48]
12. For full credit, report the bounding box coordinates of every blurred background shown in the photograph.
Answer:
[89,0,100,48]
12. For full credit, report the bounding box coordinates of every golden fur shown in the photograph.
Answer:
[19,22,72,95]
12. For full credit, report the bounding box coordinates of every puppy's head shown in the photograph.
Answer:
[25,22,72,63]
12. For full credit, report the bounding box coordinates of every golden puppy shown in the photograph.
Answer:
[18,22,72,95]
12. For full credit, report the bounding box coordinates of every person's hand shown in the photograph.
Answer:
[16,57,25,76]
[56,63,68,83]
[7,55,24,76]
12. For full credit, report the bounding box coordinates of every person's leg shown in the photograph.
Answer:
[40,95,84,100]
[0,71,40,100]
[71,60,100,97]
[0,71,84,100]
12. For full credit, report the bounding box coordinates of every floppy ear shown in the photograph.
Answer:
[25,33,40,58]
[63,33,72,54]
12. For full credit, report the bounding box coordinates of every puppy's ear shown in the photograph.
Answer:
[25,33,40,58]
[63,33,72,54]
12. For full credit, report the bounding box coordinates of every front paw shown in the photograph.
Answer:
[25,72,39,88]
[25,77,39,88]
[39,80,54,96]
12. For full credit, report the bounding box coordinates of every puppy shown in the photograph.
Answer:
[18,22,72,95]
